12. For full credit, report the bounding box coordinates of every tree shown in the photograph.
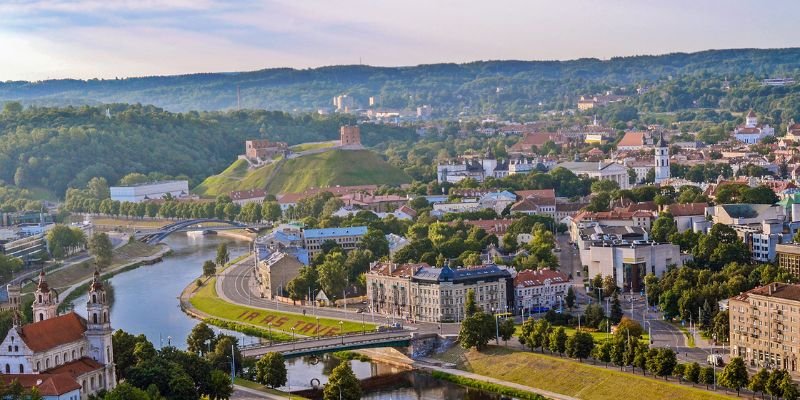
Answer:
[459,311,494,350]
[718,357,749,396]
[565,286,575,310]
[583,303,605,328]
[359,228,389,258]
[647,348,677,380]
[566,331,594,361]
[3,101,22,114]
[518,317,535,348]
[318,250,348,301]
[651,213,677,242]
[187,322,215,355]
[208,370,234,400]
[748,368,769,398]
[609,292,623,324]
[672,363,686,383]
[633,343,650,375]
[766,370,788,399]
[202,260,217,278]
[215,243,229,267]
[548,326,568,356]
[104,382,151,400]
[615,317,644,339]
[261,201,282,221]
[700,366,716,390]
[324,361,361,400]
[527,319,551,353]
[684,362,701,385]
[780,374,799,400]
[464,289,478,317]
[498,317,515,344]
[255,352,287,389]
[602,275,617,297]
[89,232,114,269]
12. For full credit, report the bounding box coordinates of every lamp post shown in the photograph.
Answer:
[492,307,499,345]
[644,320,652,344]
[339,321,344,345]
[291,327,296,350]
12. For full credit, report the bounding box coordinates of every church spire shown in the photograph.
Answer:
[32,270,58,322]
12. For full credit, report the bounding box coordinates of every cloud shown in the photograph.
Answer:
[1,0,800,80]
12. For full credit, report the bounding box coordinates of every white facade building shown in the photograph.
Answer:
[109,180,189,203]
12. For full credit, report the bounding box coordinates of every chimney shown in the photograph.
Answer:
[768,284,773,295]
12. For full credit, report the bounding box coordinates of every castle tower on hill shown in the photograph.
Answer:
[340,125,361,147]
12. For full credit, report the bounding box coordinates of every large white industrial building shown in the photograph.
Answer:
[109,180,189,203]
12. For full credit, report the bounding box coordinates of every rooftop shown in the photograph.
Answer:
[45,357,104,378]
[19,312,86,353]
[303,226,368,239]
[514,269,569,288]
[733,283,800,302]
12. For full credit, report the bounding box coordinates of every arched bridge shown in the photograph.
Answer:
[137,219,251,244]
[241,331,426,359]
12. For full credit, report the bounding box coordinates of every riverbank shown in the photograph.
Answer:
[432,345,737,400]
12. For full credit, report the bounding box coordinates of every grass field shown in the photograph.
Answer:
[190,278,376,336]
[193,149,410,197]
[513,324,650,344]
[456,347,736,400]
[23,241,164,293]
[290,140,338,152]
[90,217,171,229]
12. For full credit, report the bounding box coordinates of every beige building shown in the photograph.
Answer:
[729,283,800,376]
[366,263,513,323]
[776,244,800,280]
[258,252,304,299]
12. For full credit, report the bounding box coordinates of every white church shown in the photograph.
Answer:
[0,271,116,399]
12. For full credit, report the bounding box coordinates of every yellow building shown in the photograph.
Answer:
[776,243,800,280]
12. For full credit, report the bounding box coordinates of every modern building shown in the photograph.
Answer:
[513,269,570,314]
[729,283,800,376]
[109,180,189,203]
[366,262,513,322]
[302,226,368,258]
[0,271,116,399]
[257,251,304,299]
[776,243,800,280]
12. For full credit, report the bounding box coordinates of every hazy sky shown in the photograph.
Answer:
[1,0,799,81]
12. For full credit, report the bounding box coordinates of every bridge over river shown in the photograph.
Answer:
[135,218,268,244]
[241,331,442,359]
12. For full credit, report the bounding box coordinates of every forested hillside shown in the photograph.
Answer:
[1,48,799,113]
[0,104,416,197]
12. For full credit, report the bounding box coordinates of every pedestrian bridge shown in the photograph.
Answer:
[136,219,266,244]
[241,331,431,359]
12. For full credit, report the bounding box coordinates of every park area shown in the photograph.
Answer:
[190,277,376,337]
[434,346,736,400]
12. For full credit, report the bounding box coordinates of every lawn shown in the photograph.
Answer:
[190,278,375,337]
[460,347,736,400]
[90,217,172,229]
[290,140,338,152]
[513,324,649,344]
[22,242,164,293]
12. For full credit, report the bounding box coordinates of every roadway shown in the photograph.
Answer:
[219,252,716,364]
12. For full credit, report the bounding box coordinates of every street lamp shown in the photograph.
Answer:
[291,327,296,350]
[492,307,499,345]
[339,321,344,345]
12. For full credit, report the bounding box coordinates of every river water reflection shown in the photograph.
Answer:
[73,234,510,399]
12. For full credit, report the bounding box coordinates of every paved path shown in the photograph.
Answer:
[231,385,287,400]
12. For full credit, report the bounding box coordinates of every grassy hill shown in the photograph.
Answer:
[193,149,411,197]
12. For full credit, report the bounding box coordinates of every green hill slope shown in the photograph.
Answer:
[194,149,411,197]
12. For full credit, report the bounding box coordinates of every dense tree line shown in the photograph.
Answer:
[0,104,416,196]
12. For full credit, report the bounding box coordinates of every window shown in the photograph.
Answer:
[36,361,40,371]
[18,364,22,373]
[4,364,8,373]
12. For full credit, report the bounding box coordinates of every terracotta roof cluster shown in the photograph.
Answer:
[19,312,86,352]
[514,189,555,201]
[369,262,428,278]
[573,209,654,222]
[617,132,646,148]
[666,202,707,217]
[396,205,417,218]
[509,133,563,152]
[276,185,381,204]
[514,269,569,288]
[0,374,81,396]
[340,193,407,206]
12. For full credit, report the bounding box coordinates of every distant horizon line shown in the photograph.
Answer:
[4,46,798,83]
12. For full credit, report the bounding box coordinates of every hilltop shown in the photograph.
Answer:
[2,48,799,113]
[193,149,411,197]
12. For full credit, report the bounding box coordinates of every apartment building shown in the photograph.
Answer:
[302,226,367,258]
[729,283,800,376]
[776,244,800,280]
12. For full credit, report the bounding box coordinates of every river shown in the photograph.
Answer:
[73,234,510,399]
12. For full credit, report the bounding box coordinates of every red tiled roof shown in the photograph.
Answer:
[515,189,555,201]
[514,269,569,288]
[46,357,104,378]
[19,312,86,352]
[733,283,800,302]
[369,262,428,278]
[0,374,80,396]
[509,133,561,151]
[666,202,707,217]
[617,132,645,147]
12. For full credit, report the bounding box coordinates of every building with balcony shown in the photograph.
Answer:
[513,269,570,314]
[302,226,368,258]
[776,243,800,280]
[728,283,800,376]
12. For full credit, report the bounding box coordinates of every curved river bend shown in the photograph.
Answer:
[74,234,511,399]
